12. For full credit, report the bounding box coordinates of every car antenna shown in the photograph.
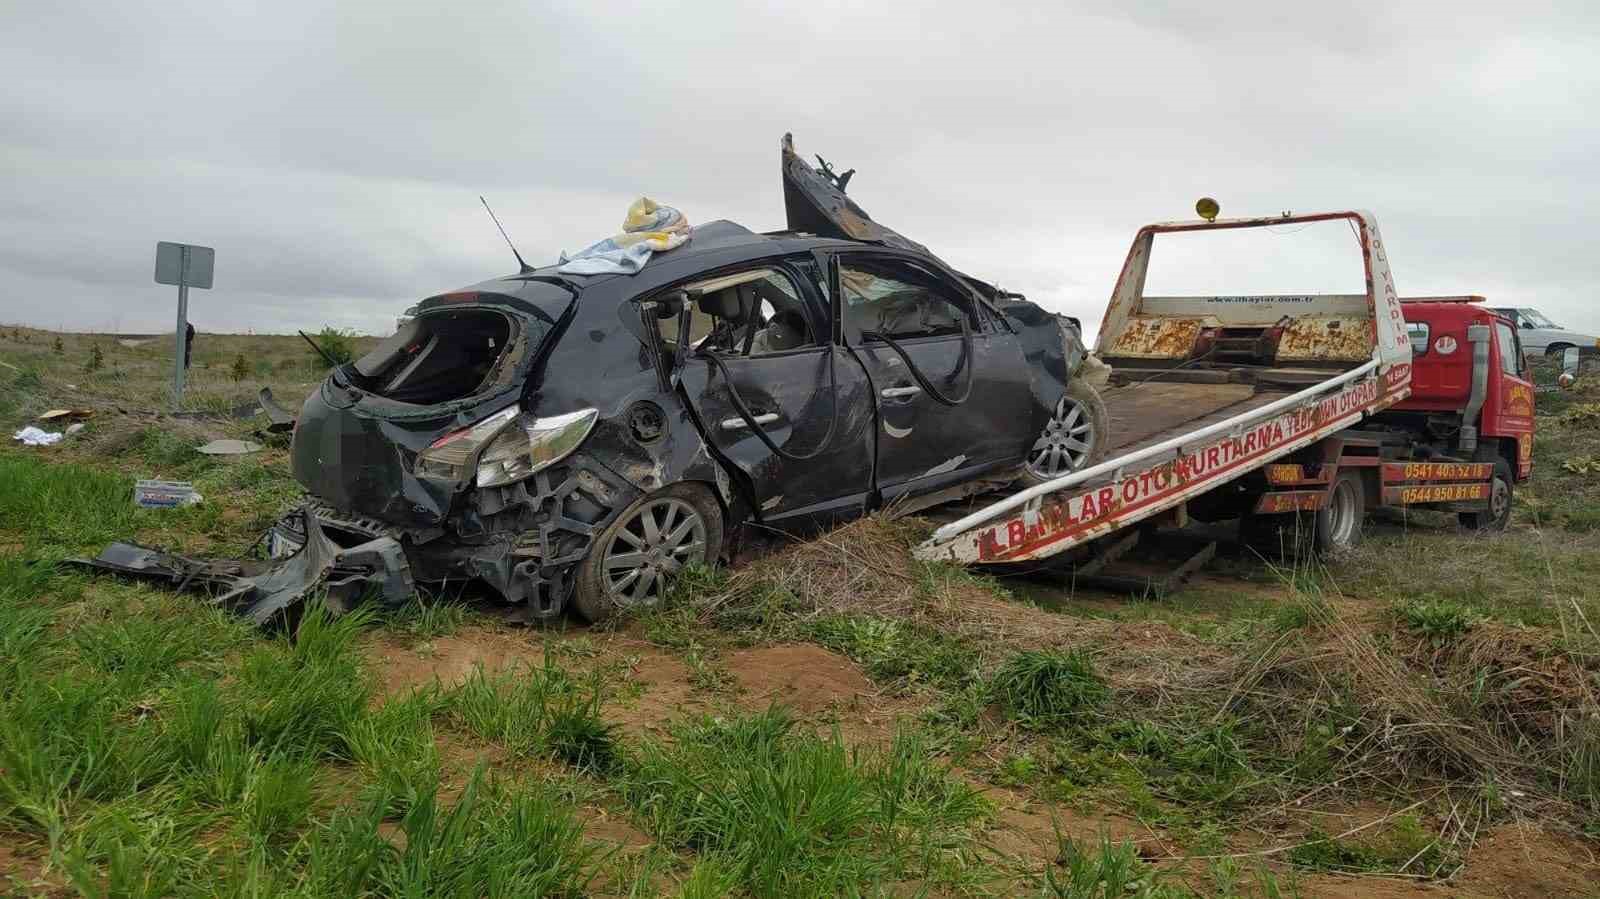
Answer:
[298,329,340,368]
[480,196,533,274]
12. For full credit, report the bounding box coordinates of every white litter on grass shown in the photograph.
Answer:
[13,426,62,446]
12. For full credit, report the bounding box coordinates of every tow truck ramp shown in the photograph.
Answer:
[915,356,1406,564]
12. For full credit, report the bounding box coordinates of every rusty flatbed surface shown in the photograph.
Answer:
[1100,382,1291,458]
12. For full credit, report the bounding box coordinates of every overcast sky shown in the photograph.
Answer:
[3,1,1597,340]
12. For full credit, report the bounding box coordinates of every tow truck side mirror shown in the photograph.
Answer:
[1561,346,1580,388]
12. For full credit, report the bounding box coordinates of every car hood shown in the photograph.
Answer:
[780,133,934,257]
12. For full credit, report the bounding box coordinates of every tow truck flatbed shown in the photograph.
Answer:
[915,210,1420,566]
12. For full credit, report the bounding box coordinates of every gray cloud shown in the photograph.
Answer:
[3,0,1597,338]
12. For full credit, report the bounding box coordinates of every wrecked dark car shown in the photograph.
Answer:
[77,136,1105,624]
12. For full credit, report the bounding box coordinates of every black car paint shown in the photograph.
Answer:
[278,218,1084,620]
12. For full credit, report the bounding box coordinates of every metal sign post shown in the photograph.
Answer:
[154,241,215,409]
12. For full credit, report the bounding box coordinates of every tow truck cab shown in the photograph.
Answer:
[1386,297,1535,482]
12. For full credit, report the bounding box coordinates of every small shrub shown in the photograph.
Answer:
[229,353,250,382]
[84,343,104,372]
[989,649,1108,729]
[52,335,64,355]
[307,327,357,370]
[1396,598,1477,644]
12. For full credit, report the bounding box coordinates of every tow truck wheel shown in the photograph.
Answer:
[1459,460,1513,532]
[572,483,723,624]
[1239,470,1365,557]
[1019,379,1110,486]
[1313,470,1366,554]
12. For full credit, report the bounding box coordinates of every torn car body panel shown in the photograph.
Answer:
[780,133,933,257]
[69,509,413,625]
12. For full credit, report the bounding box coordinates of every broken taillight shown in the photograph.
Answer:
[412,404,599,488]
[414,405,520,481]
[475,408,599,488]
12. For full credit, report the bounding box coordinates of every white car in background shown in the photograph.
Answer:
[1489,307,1598,359]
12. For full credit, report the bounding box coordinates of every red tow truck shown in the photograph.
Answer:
[916,211,1534,573]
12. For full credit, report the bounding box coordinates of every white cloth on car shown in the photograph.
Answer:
[558,197,691,275]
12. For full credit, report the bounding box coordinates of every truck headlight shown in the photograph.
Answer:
[475,408,599,488]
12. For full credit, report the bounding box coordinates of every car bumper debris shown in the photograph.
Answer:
[68,508,414,625]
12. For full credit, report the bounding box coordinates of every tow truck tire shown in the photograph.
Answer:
[1018,379,1111,487]
[1239,470,1365,557]
[1459,459,1513,532]
[1313,470,1366,554]
[572,483,723,624]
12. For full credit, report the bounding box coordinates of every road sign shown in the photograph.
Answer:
[154,242,215,409]
[155,241,214,289]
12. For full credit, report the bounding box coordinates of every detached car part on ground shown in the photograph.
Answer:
[74,135,1107,625]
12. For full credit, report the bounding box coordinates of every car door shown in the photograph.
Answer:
[668,258,876,523]
[832,252,1034,501]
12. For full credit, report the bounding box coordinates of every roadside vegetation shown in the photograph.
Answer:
[1,327,1598,896]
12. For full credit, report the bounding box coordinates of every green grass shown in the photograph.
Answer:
[1330,529,1600,629]
[1041,833,1191,898]
[990,649,1109,729]
[1285,814,1449,876]
[619,707,990,897]
[1394,597,1478,644]
[444,653,621,773]
[305,769,600,898]
[809,613,981,691]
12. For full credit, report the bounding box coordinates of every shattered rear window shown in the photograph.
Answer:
[355,308,538,405]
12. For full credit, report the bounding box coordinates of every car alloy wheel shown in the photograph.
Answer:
[599,496,707,608]
[1026,394,1096,479]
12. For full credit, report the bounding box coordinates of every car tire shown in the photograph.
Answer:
[1459,459,1513,532]
[1018,378,1110,487]
[571,482,723,624]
